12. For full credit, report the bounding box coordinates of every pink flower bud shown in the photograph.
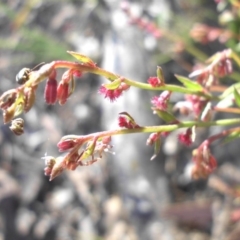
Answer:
[57,82,69,105]
[72,69,82,78]
[118,114,140,129]
[147,76,164,87]
[61,70,72,83]
[178,128,193,146]
[102,136,111,145]
[44,78,57,105]
[146,132,161,145]
[151,91,171,111]
[57,139,77,152]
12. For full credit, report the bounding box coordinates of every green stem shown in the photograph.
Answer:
[123,79,214,99]
[204,126,240,145]
[231,51,240,67]
[184,44,208,62]
[53,61,214,99]
[80,118,240,141]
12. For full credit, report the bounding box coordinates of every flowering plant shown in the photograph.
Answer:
[1,48,240,181]
[1,1,240,181]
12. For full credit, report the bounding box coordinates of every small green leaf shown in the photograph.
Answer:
[103,78,122,90]
[234,88,240,107]
[153,109,178,123]
[67,51,96,66]
[150,137,161,161]
[156,66,165,83]
[175,75,203,91]
[78,137,98,162]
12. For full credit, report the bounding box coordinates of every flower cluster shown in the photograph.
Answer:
[99,82,130,101]
[189,49,233,88]
[191,144,217,179]
[0,62,83,126]
[44,135,112,181]
[151,91,171,111]
[121,1,162,38]
[190,23,231,44]
[0,41,239,181]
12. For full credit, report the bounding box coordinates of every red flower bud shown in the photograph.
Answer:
[57,82,69,105]
[44,78,57,105]
[151,91,171,111]
[146,132,161,145]
[147,76,164,87]
[178,128,193,146]
[72,69,82,78]
[57,139,77,152]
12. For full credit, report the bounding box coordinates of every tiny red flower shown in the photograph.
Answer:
[146,132,161,145]
[151,91,171,111]
[57,82,69,105]
[191,145,217,179]
[184,94,208,117]
[118,116,130,128]
[72,69,82,78]
[61,70,72,83]
[99,85,122,101]
[147,76,164,87]
[118,113,140,129]
[178,128,192,146]
[44,78,57,105]
[215,57,233,77]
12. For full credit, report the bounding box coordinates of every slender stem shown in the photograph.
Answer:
[201,126,240,146]
[231,51,240,67]
[214,107,240,114]
[79,118,240,141]
[53,61,120,80]
[52,61,215,99]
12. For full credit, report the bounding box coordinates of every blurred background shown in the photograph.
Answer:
[0,0,240,239]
